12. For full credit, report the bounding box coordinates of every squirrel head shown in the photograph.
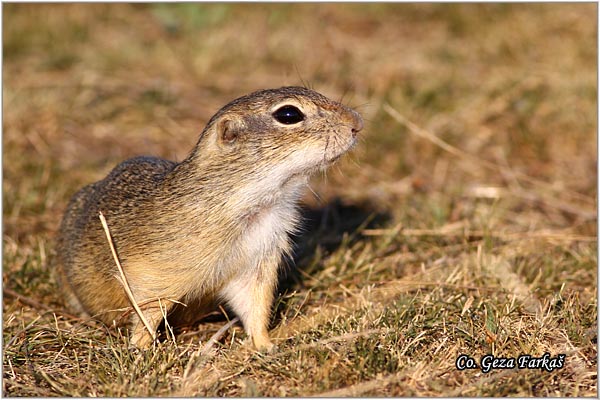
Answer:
[189,86,363,187]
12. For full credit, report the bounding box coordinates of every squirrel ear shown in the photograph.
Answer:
[217,118,239,144]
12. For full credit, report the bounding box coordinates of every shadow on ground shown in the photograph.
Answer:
[281,198,392,291]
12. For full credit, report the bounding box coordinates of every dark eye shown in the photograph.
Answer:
[273,105,305,124]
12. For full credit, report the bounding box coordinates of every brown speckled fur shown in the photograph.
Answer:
[55,86,363,350]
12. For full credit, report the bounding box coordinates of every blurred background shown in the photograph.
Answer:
[4,4,596,233]
[3,3,597,397]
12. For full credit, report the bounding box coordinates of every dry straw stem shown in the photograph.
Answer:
[4,287,58,312]
[198,316,240,356]
[382,103,596,219]
[362,225,596,242]
[270,328,382,359]
[182,316,240,376]
[3,288,95,328]
[178,316,240,396]
[314,371,405,397]
[98,211,156,343]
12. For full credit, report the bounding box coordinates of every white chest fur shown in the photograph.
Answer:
[237,200,298,268]
[228,174,306,268]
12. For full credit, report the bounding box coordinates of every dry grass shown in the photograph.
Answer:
[3,3,597,397]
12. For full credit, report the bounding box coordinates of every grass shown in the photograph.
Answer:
[3,3,597,397]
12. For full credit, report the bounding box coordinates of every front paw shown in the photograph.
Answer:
[252,335,277,353]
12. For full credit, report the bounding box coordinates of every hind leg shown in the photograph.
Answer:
[130,300,175,348]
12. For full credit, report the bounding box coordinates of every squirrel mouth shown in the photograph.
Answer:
[323,134,357,165]
[279,133,357,186]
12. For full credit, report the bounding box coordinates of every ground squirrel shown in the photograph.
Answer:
[55,86,363,350]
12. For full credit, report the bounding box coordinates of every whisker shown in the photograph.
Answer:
[306,183,322,203]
